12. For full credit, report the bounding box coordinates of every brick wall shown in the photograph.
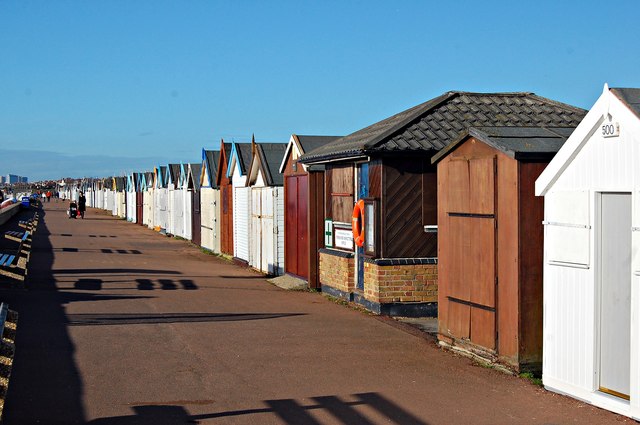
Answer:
[363,262,438,304]
[319,251,354,294]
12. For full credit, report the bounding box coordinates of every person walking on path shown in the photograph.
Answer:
[78,192,86,219]
[46,191,52,202]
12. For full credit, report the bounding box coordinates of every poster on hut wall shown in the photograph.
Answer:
[334,226,354,250]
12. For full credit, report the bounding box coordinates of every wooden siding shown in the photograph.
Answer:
[382,157,436,258]
[517,162,546,369]
[219,148,234,255]
[438,135,547,372]
[308,170,325,289]
[328,163,354,223]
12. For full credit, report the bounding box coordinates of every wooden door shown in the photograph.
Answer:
[192,190,201,246]
[598,193,631,399]
[251,188,262,271]
[221,185,234,255]
[261,188,275,274]
[445,157,497,350]
[136,192,144,225]
[285,175,309,279]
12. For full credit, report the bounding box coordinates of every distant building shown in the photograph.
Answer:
[0,176,5,184]
[5,174,28,184]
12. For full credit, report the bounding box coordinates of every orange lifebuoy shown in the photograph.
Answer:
[352,199,365,247]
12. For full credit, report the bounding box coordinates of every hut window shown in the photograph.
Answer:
[544,190,590,268]
[329,164,354,224]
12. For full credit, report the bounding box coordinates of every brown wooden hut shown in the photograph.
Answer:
[299,91,585,317]
[431,126,584,372]
[216,139,234,256]
[279,134,341,289]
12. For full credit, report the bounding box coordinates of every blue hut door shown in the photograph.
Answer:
[356,163,369,292]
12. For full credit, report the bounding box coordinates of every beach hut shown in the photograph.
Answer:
[168,163,184,237]
[116,177,127,218]
[154,166,170,233]
[178,163,193,240]
[535,85,640,418]
[187,163,202,244]
[200,149,221,253]
[216,140,234,256]
[279,134,341,288]
[227,141,254,264]
[135,172,144,225]
[143,171,155,228]
[246,142,287,275]
[432,124,582,373]
[300,91,587,317]
[126,173,137,223]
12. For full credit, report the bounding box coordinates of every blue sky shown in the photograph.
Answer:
[1,1,639,180]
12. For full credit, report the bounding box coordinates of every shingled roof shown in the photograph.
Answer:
[432,126,575,164]
[254,143,287,186]
[202,149,220,188]
[611,88,640,119]
[299,91,586,163]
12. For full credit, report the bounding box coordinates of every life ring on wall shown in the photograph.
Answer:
[352,199,365,247]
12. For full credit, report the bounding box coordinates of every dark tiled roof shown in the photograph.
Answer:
[256,143,287,186]
[169,164,182,184]
[159,166,168,188]
[234,143,253,175]
[189,163,202,190]
[296,135,342,153]
[432,126,574,164]
[300,91,586,163]
[611,88,640,119]
[203,150,220,188]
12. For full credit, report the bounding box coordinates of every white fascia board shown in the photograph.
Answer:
[535,89,611,196]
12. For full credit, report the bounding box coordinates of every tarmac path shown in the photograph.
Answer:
[0,202,631,424]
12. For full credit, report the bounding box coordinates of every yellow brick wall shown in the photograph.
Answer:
[363,262,438,304]
[319,252,354,294]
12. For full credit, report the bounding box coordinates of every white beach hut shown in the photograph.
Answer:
[200,148,221,254]
[246,142,286,275]
[126,173,136,223]
[154,166,170,233]
[535,85,640,418]
[228,141,253,264]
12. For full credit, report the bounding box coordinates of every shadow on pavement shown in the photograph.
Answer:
[0,206,87,424]
[86,392,429,425]
[65,312,306,326]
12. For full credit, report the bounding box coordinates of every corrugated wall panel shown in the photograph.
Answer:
[234,187,250,262]
[276,187,284,276]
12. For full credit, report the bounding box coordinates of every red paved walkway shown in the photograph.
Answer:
[0,202,631,424]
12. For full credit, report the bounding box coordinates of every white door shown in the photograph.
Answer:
[261,188,275,274]
[251,189,262,270]
[599,192,631,400]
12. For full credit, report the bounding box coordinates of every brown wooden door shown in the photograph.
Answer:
[192,190,201,246]
[136,192,144,225]
[285,175,309,279]
[221,185,234,255]
[446,157,497,350]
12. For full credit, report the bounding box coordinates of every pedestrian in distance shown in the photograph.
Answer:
[78,191,86,219]
[46,190,51,202]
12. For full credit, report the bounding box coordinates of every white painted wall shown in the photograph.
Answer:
[538,89,640,419]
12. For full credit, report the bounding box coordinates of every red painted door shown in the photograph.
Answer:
[136,192,144,225]
[285,175,309,279]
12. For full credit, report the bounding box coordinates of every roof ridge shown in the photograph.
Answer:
[363,91,458,150]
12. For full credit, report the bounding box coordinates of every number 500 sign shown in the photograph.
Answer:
[602,122,620,138]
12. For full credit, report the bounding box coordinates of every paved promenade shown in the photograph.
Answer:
[0,202,630,424]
